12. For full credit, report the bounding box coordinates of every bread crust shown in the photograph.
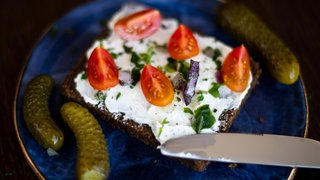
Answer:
[60,29,261,172]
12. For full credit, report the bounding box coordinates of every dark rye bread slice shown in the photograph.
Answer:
[61,28,262,172]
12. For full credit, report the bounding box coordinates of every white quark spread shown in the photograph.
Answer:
[74,4,252,144]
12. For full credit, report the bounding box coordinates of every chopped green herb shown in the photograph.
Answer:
[152,41,167,49]
[209,82,222,98]
[203,46,214,56]
[213,48,222,70]
[161,24,168,29]
[164,66,176,73]
[203,47,222,70]
[110,52,117,59]
[95,91,106,101]
[215,60,222,71]
[178,61,190,80]
[81,71,87,80]
[128,46,154,70]
[140,46,154,64]
[158,118,169,137]
[123,45,133,53]
[116,92,121,100]
[197,91,204,102]
[183,107,193,115]
[131,68,141,86]
[94,91,106,108]
[157,66,164,72]
[130,47,155,70]
[110,52,123,59]
[202,78,208,81]
[176,97,181,102]
[164,59,177,72]
[130,52,144,69]
[192,104,215,133]
[213,48,222,61]
[166,57,190,76]
[165,57,178,71]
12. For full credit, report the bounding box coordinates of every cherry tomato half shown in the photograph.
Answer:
[140,64,174,106]
[221,45,251,92]
[168,24,199,60]
[87,47,119,90]
[114,9,162,41]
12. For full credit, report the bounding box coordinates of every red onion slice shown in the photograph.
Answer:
[183,60,199,105]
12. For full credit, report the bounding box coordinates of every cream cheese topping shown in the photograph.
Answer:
[74,4,252,144]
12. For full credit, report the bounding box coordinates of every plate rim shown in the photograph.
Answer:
[12,1,98,179]
[13,15,51,180]
[13,1,310,179]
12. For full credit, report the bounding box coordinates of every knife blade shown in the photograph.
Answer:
[160,133,320,169]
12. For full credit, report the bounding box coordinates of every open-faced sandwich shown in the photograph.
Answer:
[61,3,261,171]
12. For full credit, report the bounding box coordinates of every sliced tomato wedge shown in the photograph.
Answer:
[168,24,199,60]
[221,45,251,92]
[87,47,119,90]
[114,9,162,41]
[140,64,174,106]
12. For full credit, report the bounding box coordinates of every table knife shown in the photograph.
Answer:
[160,133,320,169]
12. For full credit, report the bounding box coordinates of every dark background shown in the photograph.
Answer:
[1,0,319,179]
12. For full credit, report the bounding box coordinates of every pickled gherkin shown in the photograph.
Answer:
[23,75,64,151]
[60,102,109,180]
[217,2,300,85]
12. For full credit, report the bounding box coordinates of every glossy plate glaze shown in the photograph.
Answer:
[14,0,308,179]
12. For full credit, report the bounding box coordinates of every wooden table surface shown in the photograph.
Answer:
[1,0,319,179]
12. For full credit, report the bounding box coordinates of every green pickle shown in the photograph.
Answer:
[23,75,64,151]
[60,102,109,180]
[217,2,300,85]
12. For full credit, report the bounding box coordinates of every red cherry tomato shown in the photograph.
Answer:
[114,9,162,41]
[140,65,174,106]
[221,45,251,92]
[87,47,119,90]
[168,24,199,60]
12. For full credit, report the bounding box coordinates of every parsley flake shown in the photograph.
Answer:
[81,71,87,80]
[197,91,204,102]
[203,46,222,70]
[158,118,169,137]
[183,107,193,115]
[192,104,216,133]
[95,91,106,101]
[116,92,121,100]
[209,82,222,98]
[94,91,106,108]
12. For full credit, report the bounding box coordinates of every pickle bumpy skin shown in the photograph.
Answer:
[217,2,300,85]
[23,75,64,151]
[60,102,110,180]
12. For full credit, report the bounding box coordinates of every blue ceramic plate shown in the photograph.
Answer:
[15,0,308,179]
